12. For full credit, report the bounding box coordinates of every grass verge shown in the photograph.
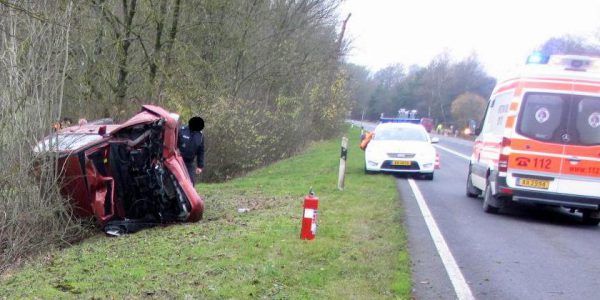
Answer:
[0,126,411,299]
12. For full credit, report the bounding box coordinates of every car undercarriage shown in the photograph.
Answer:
[86,119,192,235]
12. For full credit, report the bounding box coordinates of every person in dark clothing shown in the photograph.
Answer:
[178,116,205,185]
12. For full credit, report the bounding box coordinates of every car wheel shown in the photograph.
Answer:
[423,173,434,180]
[483,178,500,214]
[364,166,376,175]
[581,210,600,226]
[466,167,481,198]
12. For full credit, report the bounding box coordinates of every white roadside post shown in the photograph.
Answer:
[337,136,348,191]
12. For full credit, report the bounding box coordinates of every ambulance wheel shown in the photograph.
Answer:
[466,167,481,198]
[483,180,500,214]
[581,210,600,226]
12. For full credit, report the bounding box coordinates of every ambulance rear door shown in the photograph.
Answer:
[557,92,600,197]
[510,92,567,193]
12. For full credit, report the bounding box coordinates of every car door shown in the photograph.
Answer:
[470,98,493,189]
[510,92,567,193]
[471,92,510,189]
[557,93,600,197]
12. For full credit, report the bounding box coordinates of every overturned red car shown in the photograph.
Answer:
[34,105,203,235]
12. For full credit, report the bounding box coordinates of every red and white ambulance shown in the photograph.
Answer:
[466,54,600,224]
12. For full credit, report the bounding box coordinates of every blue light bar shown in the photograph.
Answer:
[526,52,549,64]
[380,117,421,124]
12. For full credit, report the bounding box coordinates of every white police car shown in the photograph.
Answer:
[364,122,438,179]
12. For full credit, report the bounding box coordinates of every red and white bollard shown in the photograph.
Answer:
[300,189,319,240]
[435,152,440,169]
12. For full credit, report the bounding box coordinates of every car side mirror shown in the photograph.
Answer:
[431,137,439,143]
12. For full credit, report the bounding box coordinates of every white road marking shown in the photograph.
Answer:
[435,144,470,161]
[408,179,475,300]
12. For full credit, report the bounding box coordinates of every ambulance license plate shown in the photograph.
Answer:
[392,160,411,166]
[517,178,550,189]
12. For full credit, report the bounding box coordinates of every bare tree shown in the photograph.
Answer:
[0,0,84,273]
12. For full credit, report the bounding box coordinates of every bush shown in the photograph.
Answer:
[201,96,313,181]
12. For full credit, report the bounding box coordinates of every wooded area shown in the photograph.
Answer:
[346,53,496,130]
[1,0,599,274]
[64,0,350,182]
[0,0,349,272]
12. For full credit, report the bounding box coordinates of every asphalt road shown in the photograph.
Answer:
[352,122,600,299]
[401,134,600,299]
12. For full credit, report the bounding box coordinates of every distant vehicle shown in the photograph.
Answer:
[466,54,600,224]
[34,105,204,235]
[420,117,434,133]
[364,122,439,179]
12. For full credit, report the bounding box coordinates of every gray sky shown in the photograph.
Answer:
[339,0,600,78]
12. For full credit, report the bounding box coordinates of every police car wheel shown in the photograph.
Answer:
[483,181,500,214]
[423,173,434,180]
[581,210,600,226]
[364,166,376,175]
[466,167,481,198]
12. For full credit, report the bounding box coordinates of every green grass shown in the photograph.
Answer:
[0,126,411,299]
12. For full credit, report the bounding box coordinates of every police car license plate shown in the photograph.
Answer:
[392,160,411,166]
[517,178,550,189]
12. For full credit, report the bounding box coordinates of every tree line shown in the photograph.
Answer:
[0,0,351,182]
[346,53,496,129]
[346,34,600,131]
[64,0,350,181]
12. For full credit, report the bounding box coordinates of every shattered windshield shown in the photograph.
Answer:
[33,133,103,153]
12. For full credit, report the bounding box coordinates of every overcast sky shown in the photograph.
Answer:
[338,0,600,78]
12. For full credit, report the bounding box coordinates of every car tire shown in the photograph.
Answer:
[581,210,600,226]
[466,167,481,198]
[364,166,376,175]
[423,173,434,180]
[483,178,500,214]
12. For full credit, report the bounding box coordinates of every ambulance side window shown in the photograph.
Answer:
[480,100,494,134]
[491,93,512,135]
[481,92,512,135]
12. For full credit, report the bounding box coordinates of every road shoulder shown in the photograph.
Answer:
[397,179,456,299]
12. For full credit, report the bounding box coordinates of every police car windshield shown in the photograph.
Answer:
[374,127,428,142]
[517,92,600,145]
